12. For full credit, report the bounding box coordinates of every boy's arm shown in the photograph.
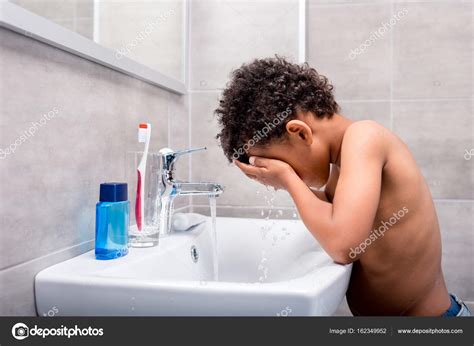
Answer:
[235,123,386,264]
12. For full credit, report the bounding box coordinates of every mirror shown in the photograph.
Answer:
[8,0,186,82]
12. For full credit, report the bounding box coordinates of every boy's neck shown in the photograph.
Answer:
[328,113,353,167]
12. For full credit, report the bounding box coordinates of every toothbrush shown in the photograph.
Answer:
[136,123,151,231]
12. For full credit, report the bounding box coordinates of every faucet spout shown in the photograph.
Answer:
[174,182,223,196]
[157,147,224,237]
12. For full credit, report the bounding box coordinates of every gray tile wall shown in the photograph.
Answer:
[0,27,189,315]
[189,0,300,214]
[190,0,299,90]
[190,0,473,314]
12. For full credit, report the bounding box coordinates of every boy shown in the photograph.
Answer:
[215,56,470,316]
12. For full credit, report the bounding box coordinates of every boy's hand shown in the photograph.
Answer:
[233,156,297,190]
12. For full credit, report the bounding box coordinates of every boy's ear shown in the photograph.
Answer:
[285,120,313,145]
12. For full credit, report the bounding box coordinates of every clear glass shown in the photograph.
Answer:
[126,151,161,247]
[95,201,129,260]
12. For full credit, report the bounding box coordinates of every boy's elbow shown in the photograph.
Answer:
[324,226,363,264]
[331,251,355,265]
[325,240,357,264]
[310,225,359,264]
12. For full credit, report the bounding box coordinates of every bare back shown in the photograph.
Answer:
[327,123,450,316]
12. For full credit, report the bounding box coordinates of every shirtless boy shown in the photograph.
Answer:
[215,57,470,316]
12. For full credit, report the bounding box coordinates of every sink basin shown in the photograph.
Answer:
[35,217,352,316]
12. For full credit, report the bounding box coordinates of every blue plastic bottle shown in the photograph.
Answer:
[95,182,129,260]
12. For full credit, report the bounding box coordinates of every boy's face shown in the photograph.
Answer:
[247,138,331,189]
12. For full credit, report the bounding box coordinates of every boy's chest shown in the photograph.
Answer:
[324,164,340,203]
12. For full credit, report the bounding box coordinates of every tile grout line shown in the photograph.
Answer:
[187,0,194,211]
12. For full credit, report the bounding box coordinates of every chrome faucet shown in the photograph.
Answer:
[157,147,223,237]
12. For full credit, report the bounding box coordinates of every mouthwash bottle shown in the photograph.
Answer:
[95,182,129,260]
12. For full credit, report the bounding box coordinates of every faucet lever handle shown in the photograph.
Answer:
[159,146,207,172]
[174,146,207,157]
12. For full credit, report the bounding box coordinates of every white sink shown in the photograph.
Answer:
[35,217,351,316]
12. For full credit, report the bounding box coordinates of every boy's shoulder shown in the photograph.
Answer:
[342,120,390,157]
[345,119,387,137]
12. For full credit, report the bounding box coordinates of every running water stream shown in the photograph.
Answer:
[209,196,219,281]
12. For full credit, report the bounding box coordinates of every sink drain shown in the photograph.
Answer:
[190,245,199,263]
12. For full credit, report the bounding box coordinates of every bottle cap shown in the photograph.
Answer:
[99,183,128,202]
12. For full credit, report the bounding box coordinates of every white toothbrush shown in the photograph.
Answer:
[136,123,151,231]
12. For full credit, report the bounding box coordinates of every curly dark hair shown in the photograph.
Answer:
[215,56,339,163]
